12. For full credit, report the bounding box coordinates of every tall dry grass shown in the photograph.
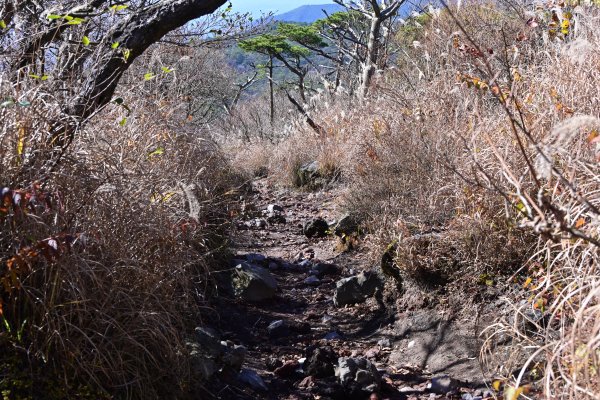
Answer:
[0,63,238,398]
[234,1,600,397]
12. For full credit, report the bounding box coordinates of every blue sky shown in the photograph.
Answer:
[231,0,334,15]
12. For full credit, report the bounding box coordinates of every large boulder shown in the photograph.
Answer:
[333,271,383,307]
[232,263,278,301]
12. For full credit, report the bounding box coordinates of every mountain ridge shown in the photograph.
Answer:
[274,3,344,23]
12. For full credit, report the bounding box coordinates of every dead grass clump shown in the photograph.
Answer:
[0,75,238,398]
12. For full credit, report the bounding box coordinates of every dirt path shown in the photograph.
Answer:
[203,179,495,400]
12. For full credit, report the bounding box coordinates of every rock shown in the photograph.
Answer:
[336,357,380,392]
[274,360,299,378]
[232,263,278,301]
[297,259,313,269]
[305,346,337,378]
[268,320,290,339]
[364,346,380,359]
[303,218,329,238]
[239,368,268,392]
[245,253,267,263]
[268,319,310,339]
[266,357,283,371]
[324,331,343,341]
[333,271,383,307]
[309,262,338,278]
[222,344,247,371]
[191,356,217,380]
[268,261,280,271]
[194,327,224,358]
[246,218,267,229]
[298,375,316,389]
[296,160,321,187]
[267,204,284,214]
[377,338,392,348]
[428,376,460,394]
[304,276,321,286]
[332,213,359,237]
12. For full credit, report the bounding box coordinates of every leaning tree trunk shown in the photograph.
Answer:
[13,0,228,153]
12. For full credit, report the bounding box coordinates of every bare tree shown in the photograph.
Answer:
[1,0,229,151]
[334,0,405,99]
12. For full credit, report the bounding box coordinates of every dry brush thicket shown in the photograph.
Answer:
[0,58,239,398]
[240,2,600,397]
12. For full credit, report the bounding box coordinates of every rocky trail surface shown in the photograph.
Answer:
[199,179,498,400]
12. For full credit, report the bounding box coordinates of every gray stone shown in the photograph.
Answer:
[336,357,380,391]
[267,204,284,214]
[332,213,359,237]
[267,320,290,339]
[194,327,224,358]
[297,259,312,269]
[333,271,383,307]
[309,262,338,277]
[377,338,392,348]
[222,344,247,371]
[303,218,329,238]
[232,263,278,301]
[192,356,217,381]
[239,368,268,392]
[296,160,321,187]
[324,331,343,341]
[305,346,337,378]
[428,376,460,394]
[245,253,267,263]
[303,276,321,286]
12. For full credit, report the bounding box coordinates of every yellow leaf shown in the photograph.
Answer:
[492,380,502,391]
[575,218,586,228]
[16,125,26,156]
[523,277,532,289]
[504,385,524,400]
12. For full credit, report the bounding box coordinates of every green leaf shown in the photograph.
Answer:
[111,42,120,49]
[47,14,63,20]
[161,66,174,73]
[63,15,74,21]
[144,72,156,81]
[40,75,49,81]
[110,5,129,12]
[119,117,127,127]
[147,147,165,157]
[67,17,85,25]
[82,36,90,46]
[122,48,131,61]
[113,97,124,105]
[0,99,15,108]
[17,100,31,107]
[0,20,7,30]
[28,74,40,79]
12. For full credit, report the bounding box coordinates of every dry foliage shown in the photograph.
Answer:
[0,64,238,398]
[236,1,600,397]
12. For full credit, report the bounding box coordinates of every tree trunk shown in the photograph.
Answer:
[268,54,275,126]
[359,16,382,101]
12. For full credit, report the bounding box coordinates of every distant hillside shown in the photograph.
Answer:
[274,4,344,23]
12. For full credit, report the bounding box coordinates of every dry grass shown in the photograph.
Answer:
[0,68,238,398]
[230,1,600,397]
